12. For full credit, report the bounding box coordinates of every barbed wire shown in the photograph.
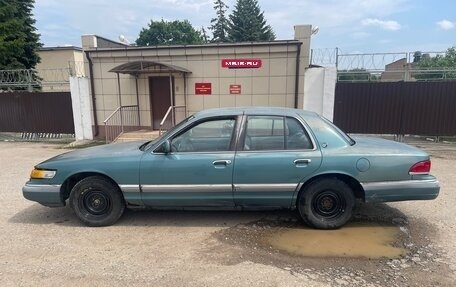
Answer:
[0,61,85,90]
[337,52,407,70]
[310,48,338,67]
[311,49,449,71]
[0,69,37,87]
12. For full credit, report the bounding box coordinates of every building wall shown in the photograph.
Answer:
[303,67,337,121]
[37,49,76,70]
[37,48,84,91]
[380,58,409,81]
[83,25,313,130]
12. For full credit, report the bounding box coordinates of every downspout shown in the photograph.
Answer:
[183,73,187,117]
[169,72,174,125]
[134,75,140,126]
[294,42,302,109]
[84,51,99,136]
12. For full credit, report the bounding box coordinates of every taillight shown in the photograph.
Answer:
[409,160,431,175]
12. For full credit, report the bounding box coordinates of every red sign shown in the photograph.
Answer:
[195,83,212,95]
[229,84,241,94]
[222,59,262,69]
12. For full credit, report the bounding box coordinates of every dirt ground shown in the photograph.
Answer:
[0,139,455,287]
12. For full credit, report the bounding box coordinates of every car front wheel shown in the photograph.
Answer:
[298,178,355,229]
[69,176,125,227]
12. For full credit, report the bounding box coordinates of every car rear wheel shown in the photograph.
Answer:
[298,178,355,229]
[69,176,125,227]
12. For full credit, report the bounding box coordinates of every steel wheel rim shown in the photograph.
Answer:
[80,190,111,216]
[311,190,346,219]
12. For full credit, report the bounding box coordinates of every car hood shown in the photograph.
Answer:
[39,141,148,165]
[350,135,428,156]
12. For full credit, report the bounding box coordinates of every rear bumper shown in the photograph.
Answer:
[361,179,440,203]
[22,183,65,207]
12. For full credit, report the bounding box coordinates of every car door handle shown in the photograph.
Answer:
[213,160,232,166]
[294,159,311,165]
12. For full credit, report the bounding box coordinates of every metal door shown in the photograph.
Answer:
[149,77,173,130]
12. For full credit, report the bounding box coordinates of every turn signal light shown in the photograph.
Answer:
[409,160,431,175]
[31,169,56,179]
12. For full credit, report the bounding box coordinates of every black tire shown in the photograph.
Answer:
[69,176,125,227]
[297,178,355,229]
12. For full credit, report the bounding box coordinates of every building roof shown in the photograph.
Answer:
[85,40,302,53]
[109,61,191,74]
[39,46,82,52]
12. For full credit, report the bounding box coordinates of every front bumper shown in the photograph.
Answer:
[22,183,65,207]
[361,179,440,203]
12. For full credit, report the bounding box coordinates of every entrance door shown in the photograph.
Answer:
[149,77,173,130]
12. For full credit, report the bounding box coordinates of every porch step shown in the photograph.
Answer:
[115,130,161,143]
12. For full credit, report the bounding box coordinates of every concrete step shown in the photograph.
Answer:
[115,130,161,142]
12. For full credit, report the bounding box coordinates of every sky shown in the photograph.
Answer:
[34,0,456,54]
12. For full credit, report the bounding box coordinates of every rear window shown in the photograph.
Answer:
[301,114,354,148]
[320,116,355,145]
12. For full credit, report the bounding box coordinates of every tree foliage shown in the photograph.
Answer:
[136,0,276,45]
[338,69,379,82]
[0,0,41,70]
[136,19,204,46]
[201,26,209,43]
[228,0,275,42]
[209,0,229,42]
[414,47,456,80]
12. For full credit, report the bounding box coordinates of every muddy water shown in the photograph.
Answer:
[266,222,406,259]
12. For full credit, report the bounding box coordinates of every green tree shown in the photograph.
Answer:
[414,47,456,80]
[338,69,379,82]
[209,0,229,42]
[228,0,275,42]
[0,0,41,70]
[201,26,209,43]
[136,19,204,46]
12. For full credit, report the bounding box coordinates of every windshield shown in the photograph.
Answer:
[139,115,195,151]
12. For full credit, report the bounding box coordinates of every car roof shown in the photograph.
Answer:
[192,107,319,119]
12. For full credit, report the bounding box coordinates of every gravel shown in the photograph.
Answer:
[0,140,455,286]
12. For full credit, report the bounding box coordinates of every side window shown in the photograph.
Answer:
[244,116,313,151]
[171,118,235,152]
[244,116,285,150]
[285,117,313,149]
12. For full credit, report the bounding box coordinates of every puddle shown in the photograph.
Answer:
[266,222,406,259]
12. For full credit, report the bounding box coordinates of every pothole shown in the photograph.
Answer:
[208,212,453,286]
[265,222,406,259]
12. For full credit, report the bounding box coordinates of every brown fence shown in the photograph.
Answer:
[334,82,456,136]
[0,92,74,134]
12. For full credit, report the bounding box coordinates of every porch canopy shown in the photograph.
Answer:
[109,60,191,75]
[107,60,191,130]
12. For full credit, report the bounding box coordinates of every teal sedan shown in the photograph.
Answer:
[23,107,440,229]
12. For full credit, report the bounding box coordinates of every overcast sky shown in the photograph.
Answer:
[34,0,456,54]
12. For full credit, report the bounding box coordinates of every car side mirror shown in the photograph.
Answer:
[154,140,172,154]
[162,140,171,154]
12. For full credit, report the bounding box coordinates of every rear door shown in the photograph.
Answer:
[233,115,322,207]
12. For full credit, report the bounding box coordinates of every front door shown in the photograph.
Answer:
[149,77,173,130]
[139,117,238,207]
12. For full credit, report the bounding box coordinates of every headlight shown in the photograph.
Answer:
[30,169,56,179]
